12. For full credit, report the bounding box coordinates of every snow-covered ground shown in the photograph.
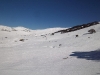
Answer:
[0,24,100,75]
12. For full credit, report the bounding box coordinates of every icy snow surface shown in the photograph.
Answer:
[0,25,100,75]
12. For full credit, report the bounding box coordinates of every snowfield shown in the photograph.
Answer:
[0,24,100,75]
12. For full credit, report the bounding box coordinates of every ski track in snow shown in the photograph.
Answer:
[0,25,100,75]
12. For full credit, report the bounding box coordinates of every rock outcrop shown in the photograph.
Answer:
[51,21,99,35]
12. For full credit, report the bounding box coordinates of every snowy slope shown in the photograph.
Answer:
[0,25,32,47]
[0,24,100,75]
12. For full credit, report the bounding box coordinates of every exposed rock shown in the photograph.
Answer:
[19,39,25,42]
[75,35,78,37]
[51,21,99,34]
[88,29,96,34]
[5,37,7,38]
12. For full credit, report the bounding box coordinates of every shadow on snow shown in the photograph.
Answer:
[70,49,100,61]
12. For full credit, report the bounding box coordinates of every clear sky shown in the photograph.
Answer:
[0,0,100,29]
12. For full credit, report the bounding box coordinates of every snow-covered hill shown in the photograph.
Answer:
[0,24,100,75]
[0,25,32,32]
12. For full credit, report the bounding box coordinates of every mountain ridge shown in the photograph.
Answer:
[51,21,99,35]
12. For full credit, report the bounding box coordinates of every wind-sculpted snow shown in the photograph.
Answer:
[0,23,100,75]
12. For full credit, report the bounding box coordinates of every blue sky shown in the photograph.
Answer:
[0,0,100,29]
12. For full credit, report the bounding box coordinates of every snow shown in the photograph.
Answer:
[0,24,100,75]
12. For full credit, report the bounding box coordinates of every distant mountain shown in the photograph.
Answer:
[14,26,31,32]
[0,25,31,32]
[0,25,15,32]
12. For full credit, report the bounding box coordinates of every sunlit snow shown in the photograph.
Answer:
[0,24,100,75]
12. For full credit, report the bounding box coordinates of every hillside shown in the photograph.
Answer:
[0,23,100,75]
